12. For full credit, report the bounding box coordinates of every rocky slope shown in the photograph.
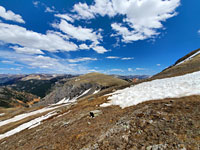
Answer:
[39,72,129,105]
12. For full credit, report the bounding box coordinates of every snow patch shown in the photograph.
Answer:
[56,98,70,105]
[93,89,101,95]
[55,88,91,105]
[0,105,65,127]
[176,50,200,66]
[0,111,57,140]
[75,78,80,81]
[77,88,91,98]
[0,113,5,116]
[101,71,200,108]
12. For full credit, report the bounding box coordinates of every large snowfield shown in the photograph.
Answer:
[101,71,200,108]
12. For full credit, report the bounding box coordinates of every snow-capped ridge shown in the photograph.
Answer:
[175,49,200,66]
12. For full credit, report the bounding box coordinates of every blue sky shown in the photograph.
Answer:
[0,0,199,75]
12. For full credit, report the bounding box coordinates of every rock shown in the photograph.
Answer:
[146,144,167,150]
[90,110,102,118]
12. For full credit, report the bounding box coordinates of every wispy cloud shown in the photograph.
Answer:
[136,68,147,71]
[45,6,56,13]
[121,57,134,60]
[106,56,120,59]
[108,69,124,72]
[106,56,134,60]
[67,57,97,63]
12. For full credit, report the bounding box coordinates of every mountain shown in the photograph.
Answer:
[112,75,150,82]
[0,74,25,86]
[153,48,200,79]
[9,74,76,98]
[0,49,200,149]
[39,72,129,105]
[0,87,38,108]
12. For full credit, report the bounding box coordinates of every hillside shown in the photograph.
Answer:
[0,50,200,150]
[153,48,200,79]
[0,87,39,108]
[39,72,129,105]
[10,74,76,98]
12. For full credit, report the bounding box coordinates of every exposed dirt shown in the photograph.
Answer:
[0,95,200,150]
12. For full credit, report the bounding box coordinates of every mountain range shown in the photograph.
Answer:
[0,48,200,150]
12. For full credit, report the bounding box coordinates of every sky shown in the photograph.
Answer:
[0,0,199,75]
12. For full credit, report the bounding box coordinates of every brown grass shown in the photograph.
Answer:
[0,94,200,150]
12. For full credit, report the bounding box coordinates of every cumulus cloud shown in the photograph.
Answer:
[0,6,25,23]
[72,0,116,19]
[67,57,97,63]
[71,0,180,42]
[53,20,102,42]
[0,22,78,52]
[52,19,108,53]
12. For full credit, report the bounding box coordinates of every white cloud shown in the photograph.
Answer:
[72,0,180,42]
[33,1,40,7]
[198,30,200,34]
[67,57,97,63]
[0,6,25,23]
[0,22,78,52]
[79,44,90,50]
[45,7,56,13]
[157,64,161,66]
[128,68,133,72]
[53,20,102,42]
[136,68,146,71]
[1,60,14,64]
[109,69,124,72]
[73,0,116,19]
[10,46,44,55]
[0,51,91,74]
[92,45,108,54]
[121,57,134,60]
[55,14,74,22]
[106,56,120,59]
